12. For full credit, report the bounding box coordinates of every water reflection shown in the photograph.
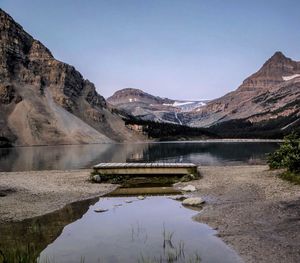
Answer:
[0,198,98,262]
[38,196,241,263]
[0,188,242,263]
[0,142,279,172]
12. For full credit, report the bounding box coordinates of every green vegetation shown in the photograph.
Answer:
[209,114,300,139]
[0,137,12,148]
[114,104,300,139]
[267,132,300,184]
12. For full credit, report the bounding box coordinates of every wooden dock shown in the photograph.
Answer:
[93,163,197,176]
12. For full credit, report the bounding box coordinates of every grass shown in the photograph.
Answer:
[2,224,201,263]
[279,171,300,185]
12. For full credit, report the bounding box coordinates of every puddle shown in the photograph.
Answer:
[0,197,98,262]
[0,187,242,263]
[39,190,240,262]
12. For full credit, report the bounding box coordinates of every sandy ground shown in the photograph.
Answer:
[0,169,116,222]
[177,166,300,263]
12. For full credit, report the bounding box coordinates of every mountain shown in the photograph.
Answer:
[186,52,300,136]
[0,9,141,146]
[107,88,208,124]
[109,53,300,138]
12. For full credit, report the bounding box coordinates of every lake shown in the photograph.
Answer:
[0,141,279,172]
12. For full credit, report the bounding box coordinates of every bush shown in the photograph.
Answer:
[267,132,300,173]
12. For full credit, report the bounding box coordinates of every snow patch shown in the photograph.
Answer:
[282,74,300,81]
[173,101,194,106]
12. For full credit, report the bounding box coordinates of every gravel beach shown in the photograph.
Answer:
[180,165,300,263]
[0,169,116,222]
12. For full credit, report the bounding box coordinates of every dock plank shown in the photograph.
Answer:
[93,162,197,176]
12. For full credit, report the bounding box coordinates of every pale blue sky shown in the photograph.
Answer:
[1,0,300,100]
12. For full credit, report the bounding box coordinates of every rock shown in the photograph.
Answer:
[182,185,196,192]
[137,195,145,200]
[92,174,101,183]
[182,197,205,207]
[125,200,133,203]
[181,174,196,182]
[170,195,188,201]
[94,208,108,213]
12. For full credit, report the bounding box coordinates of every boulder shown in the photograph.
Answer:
[170,195,188,201]
[92,174,101,183]
[182,185,196,192]
[182,197,204,207]
[94,208,108,213]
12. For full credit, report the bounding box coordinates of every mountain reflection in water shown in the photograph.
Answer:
[0,142,279,172]
[0,198,98,262]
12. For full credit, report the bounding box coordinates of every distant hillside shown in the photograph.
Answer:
[107,88,208,125]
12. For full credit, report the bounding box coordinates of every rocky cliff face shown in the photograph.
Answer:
[0,9,141,146]
[187,52,300,131]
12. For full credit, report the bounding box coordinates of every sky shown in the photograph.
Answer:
[1,0,300,100]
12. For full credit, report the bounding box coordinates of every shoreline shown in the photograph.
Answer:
[0,138,282,149]
[1,166,299,262]
[181,165,300,263]
[0,169,117,222]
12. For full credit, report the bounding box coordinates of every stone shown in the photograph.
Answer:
[125,200,133,203]
[182,185,196,192]
[94,208,108,213]
[170,195,188,201]
[92,174,101,183]
[182,197,205,207]
[137,196,145,200]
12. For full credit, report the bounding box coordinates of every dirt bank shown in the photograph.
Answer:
[181,165,300,263]
[0,169,116,222]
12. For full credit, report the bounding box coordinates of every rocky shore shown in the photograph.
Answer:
[0,169,116,222]
[180,165,300,263]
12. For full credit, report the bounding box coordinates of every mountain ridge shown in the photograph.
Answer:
[109,52,300,137]
[107,88,208,124]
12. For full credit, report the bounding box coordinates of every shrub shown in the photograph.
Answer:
[267,132,300,173]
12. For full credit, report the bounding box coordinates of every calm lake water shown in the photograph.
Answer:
[0,191,242,263]
[0,141,279,171]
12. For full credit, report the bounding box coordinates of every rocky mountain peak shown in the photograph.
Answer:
[269,51,288,60]
[261,51,297,72]
[107,88,173,105]
[237,51,300,92]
